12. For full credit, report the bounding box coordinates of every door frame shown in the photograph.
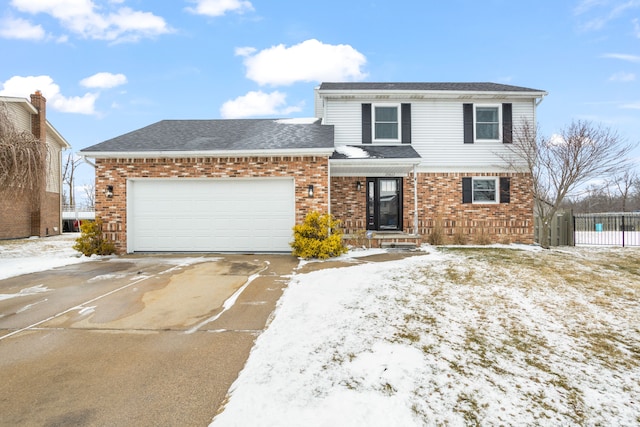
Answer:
[366,177,403,231]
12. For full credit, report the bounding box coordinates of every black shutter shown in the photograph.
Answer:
[401,103,411,144]
[463,103,473,144]
[502,103,512,144]
[362,103,372,144]
[500,177,511,203]
[462,177,472,203]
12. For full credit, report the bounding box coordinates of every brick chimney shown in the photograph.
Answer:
[30,90,46,143]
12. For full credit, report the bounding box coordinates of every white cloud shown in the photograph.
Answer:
[9,0,173,43]
[235,46,256,57]
[602,53,640,62]
[609,71,636,81]
[186,0,254,17]
[620,102,640,109]
[240,39,367,86]
[0,17,45,40]
[220,90,302,119]
[575,0,640,31]
[0,75,98,115]
[80,72,127,89]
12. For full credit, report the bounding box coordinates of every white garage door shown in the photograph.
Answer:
[128,178,294,252]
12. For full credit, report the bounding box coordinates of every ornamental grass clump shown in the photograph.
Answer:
[291,211,348,259]
[73,219,116,256]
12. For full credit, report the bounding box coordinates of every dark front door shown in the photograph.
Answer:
[367,178,402,231]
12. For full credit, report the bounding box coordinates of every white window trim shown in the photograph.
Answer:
[474,104,502,142]
[472,177,499,204]
[373,103,401,143]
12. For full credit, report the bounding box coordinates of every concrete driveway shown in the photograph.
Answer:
[0,254,297,426]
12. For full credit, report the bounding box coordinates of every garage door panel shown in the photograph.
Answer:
[129,179,294,252]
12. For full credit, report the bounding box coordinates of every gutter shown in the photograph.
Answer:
[79,147,336,159]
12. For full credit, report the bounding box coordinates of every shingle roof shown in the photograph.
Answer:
[319,82,545,93]
[80,119,334,153]
[331,145,421,160]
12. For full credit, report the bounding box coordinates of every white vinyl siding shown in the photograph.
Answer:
[5,103,32,133]
[321,97,536,172]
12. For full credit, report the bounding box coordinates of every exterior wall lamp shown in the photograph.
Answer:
[105,185,114,198]
[356,181,362,191]
[307,185,314,198]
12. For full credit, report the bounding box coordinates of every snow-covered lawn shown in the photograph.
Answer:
[0,233,93,280]
[212,245,640,426]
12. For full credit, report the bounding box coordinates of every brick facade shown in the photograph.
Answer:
[330,172,534,245]
[95,156,330,253]
[0,191,62,239]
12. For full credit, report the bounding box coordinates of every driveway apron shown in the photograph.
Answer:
[0,254,297,427]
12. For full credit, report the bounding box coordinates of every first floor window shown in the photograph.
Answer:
[472,178,497,202]
[462,177,509,204]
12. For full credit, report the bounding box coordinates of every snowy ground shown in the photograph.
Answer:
[0,233,94,281]
[212,245,640,427]
[2,237,638,426]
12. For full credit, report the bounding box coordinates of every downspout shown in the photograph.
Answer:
[413,164,418,236]
[81,155,96,168]
[327,158,331,217]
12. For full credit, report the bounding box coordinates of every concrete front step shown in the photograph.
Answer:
[343,232,423,250]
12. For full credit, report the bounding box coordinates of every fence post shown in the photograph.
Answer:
[622,215,625,248]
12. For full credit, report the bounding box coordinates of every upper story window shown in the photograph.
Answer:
[374,105,399,141]
[362,103,411,144]
[463,103,512,144]
[475,106,500,140]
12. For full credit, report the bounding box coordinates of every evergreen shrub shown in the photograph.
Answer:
[73,219,116,256]
[290,211,348,259]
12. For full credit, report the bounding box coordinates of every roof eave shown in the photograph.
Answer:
[330,158,422,165]
[46,121,71,149]
[79,147,335,159]
[318,89,548,100]
[0,96,39,113]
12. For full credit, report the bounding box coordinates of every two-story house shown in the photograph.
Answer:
[80,82,546,254]
[0,92,71,239]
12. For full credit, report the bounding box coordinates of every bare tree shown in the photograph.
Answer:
[0,101,49,207]
[62,153,83,208]
[82,181,95,209]
[505,120,635,248]
[610,169,637,212]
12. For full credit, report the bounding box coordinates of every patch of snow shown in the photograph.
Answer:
[211,247,640,426]
[0,234,94,280]
[335,145,370,158]
[0,284,52,301]
[77,306,96,316]
[274,118,318,124]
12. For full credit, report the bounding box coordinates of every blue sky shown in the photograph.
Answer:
[1,0,639,186]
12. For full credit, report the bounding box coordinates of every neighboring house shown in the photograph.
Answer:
[79,82,546,254]
[0,92,71,239]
